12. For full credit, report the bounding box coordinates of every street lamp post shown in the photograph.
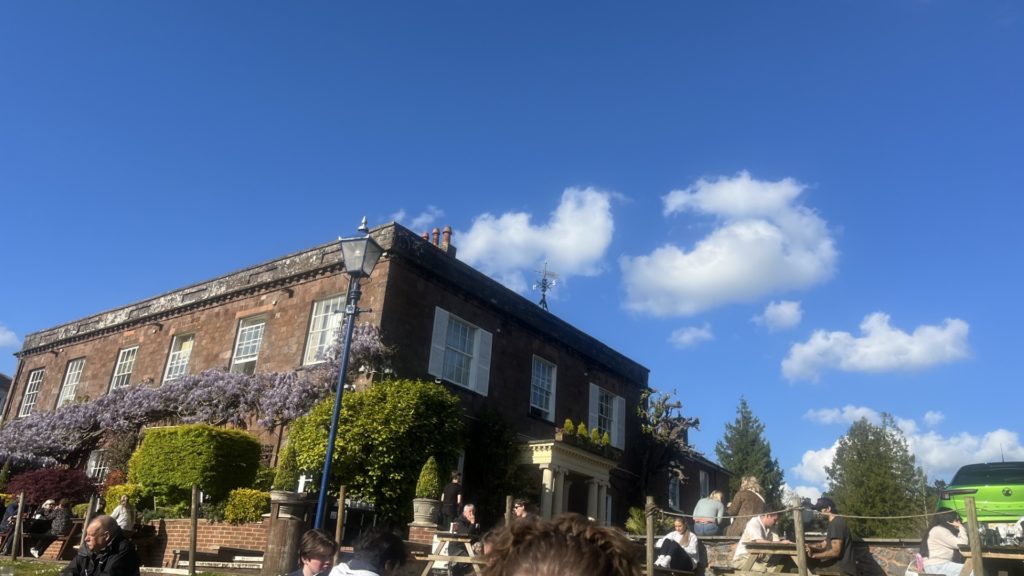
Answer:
[314,220,384,530]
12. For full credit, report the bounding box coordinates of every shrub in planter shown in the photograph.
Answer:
[224,488,270,524]
[128,424,261,508]
[7,467,95,505]
[271,443,300,492]
[415,457,442,499]
[562,419,575,436]
[576,423,588,438]
[590,427,601,444]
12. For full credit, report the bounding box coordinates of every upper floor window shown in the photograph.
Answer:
[304,296,344,365]
[18,369,45,417]
[530,356,556,422]
[231,316,266,375]
[58,358,86,408]
[163,334,195,383]
[110,346,138,390]
[588,383,625,449]
[427,307,492,395]
[699,470,710,498]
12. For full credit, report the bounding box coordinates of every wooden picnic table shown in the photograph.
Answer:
[957,544,1024,576]
[742,541,801,571]
[419,531,485,576]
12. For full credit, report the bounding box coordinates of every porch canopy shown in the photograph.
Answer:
[520,439,617,524]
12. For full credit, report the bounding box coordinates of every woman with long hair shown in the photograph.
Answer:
[725,476,765,537]
[920,509,971,576]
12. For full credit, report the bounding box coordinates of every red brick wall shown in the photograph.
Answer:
[138,518,269,567]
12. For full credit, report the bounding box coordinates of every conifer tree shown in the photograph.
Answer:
[825,414,927,537]
[714,397,784,507]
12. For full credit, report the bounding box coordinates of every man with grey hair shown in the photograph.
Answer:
[450,503,481,576]
[60,515,140,576]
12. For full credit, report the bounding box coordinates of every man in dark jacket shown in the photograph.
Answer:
[61,515,140,576]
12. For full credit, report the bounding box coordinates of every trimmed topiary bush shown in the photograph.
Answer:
[224,488,270,524]
[576,422,588,437]
[271,443,300,491]
[128,424,261,507]
[562,418,575,436]
[590,427,601,444]
[415,456,442,499]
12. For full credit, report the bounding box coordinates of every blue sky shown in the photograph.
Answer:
[2,1,1022,498]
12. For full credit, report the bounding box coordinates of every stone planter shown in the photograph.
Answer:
[554,428,621,459]
[411,497,440,527]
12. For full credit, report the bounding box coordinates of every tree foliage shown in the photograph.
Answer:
[714,397,784,508]
[6,467,96,506]
[635,389,701,498]
[287,379,463,526]
[128,424,262,506]
[825,415,927,537]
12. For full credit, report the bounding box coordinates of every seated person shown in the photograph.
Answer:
[329,528,406,576]
[450,503,482,575]
[805,498,856,576]
[61,515,140,576]
[30,498,71,557]
[732,511,791,572]
[655,518,699,572]
[482,513,641,576]
[919,508,971,576]
[289,529,338,576]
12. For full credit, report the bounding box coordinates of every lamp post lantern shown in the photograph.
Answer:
[314,219,384,529]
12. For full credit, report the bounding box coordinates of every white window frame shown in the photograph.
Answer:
[109,346,138,390]
[163,333,195,383]
[427,307,492,396]
[58,358,86,408]
[530,356,556,422]
[303,295,344,366]
[588,383,625,449]
[231,316,266,374]
[86,449,109,480]
[19,369,45,417]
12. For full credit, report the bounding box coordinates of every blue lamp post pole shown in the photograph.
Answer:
[314,220,383,530]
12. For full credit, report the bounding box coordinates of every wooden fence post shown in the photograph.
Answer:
[505,495,513,526]
[9,492,25,559]
[964,497,984,576]
[81,494,97,549]
[793,496,807,576]
[335,485,346,556]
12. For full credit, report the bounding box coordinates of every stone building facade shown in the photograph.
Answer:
[3,222,718,524]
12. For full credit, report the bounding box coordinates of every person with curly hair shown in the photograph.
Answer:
[482,513,641,576]
[725,476,766,537]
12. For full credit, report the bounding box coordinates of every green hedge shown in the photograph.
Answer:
[104,484,143,513]
[224,488,270,524]
[128,424,261,506]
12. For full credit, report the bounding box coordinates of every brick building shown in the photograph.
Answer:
[2,222,724,524]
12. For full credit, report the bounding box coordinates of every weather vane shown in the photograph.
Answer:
[533,261,558,311]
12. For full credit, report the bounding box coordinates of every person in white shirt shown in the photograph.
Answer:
[110,495,136,534]
[732,511,790,571]
[655,518,699,571]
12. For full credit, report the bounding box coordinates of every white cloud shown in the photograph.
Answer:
[621,171,837,316]
[669,323,714,349]
[923,411,945,428]
[785,484,823,502]
[0,323,18,348]
[793,442,838,487]
[391,206,445,232]
[753,300,802,331]
[794,407,1024,489]
[458,187,615,292]
[782,313,970,382]
[804,405,881,425]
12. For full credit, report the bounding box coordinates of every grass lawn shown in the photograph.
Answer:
[0,559,62,576]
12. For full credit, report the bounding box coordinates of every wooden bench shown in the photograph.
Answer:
[708,566,739,576]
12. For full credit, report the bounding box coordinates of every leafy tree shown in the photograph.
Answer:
[825,414,927,537]
[288,379,463,527]
[6,467,95,505]
[715,397,784,507]
[635,389,700,498]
